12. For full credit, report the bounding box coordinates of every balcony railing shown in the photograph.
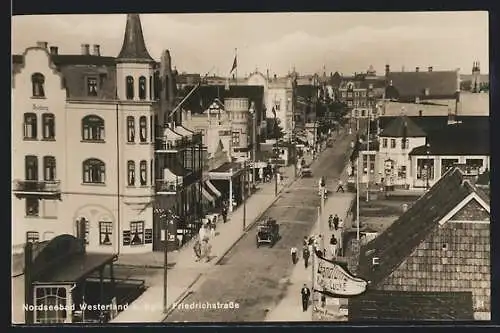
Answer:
[13,180,61,194]
[155,180,182,194]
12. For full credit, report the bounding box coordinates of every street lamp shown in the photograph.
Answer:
[426,143,431,190]
[249,102,256,190]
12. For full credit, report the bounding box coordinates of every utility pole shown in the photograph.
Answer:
[356,153,360,241]
[252,109,257,189]
[243,160,247,231]
[274,112,279,197]
[366,108,370,202]
[320,183,325,252]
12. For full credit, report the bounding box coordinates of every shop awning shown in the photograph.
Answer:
[206,180,222,197]
[201,183,215,202]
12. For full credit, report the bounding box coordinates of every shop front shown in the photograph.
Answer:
[208,162,244,212]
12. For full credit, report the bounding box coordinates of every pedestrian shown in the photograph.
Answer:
[210,217,216,238]
[301,284,311,312]
[328,214,334,231]
[329,235,338,258]
[321,293,326,308]
[290,246,298,264]
[193,240,202,261]
[303,246,310,268]
[277,172,281,185]
[336,180,345,193]
[221,206,228,223]
[202,239,212,262]
[333,214,339,230]
[303,236,308,247]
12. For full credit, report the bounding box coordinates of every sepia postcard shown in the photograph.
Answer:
[11,11,490,324]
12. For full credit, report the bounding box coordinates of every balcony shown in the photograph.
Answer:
[155,180,182,194]
[12,180,61,197]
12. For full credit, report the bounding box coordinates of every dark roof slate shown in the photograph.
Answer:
[116,14,155,63]
[378,116,489,134]
[386,71,458,100]
[348,290,473,321]
[379,115,426,137]
[357,168,474,287]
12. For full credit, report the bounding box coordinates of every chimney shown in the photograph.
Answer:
[81,44,90,55]
[49,46,58,55]
[93,44,101,56]
[428,66,433,72]
[385,64,390,76]
[415,67,420,72]
[36,41,48,49]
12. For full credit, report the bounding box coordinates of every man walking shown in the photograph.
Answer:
[336,180,345,193]
[329,235,338,259]
[290,246,298,264]
[301,284,311,312]
[303,245,310,268]
[333,214,340,230]
[328,214,334,231]
[193,240,202,262]
[221,205,228,223]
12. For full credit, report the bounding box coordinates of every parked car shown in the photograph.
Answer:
[301,165,312,177]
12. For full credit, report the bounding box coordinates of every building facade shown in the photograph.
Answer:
[11,14,200,254]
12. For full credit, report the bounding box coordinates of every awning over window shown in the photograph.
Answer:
[201,183,215,202]
[206,180,222,197]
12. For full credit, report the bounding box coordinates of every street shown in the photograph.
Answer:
[164,132,353,322]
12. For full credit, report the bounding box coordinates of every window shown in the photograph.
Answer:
[441,158,459,175]
[87,77,98,96]
[341,92,346,98]
[130,221,145,245]
[361,110,366,117]
[25,155,38,180]
[127,116,135,142]
[26,198,39,216]
[99,222,113,245]
[150,115,153,142]
[82,158,106,184]
[139,116,147,142]
[417,158,434,180]
[43,156,56,181]
[390,139,396,148]
[139,76,146,100]
[24,113,37,139]
[82,115,105,141]
[232,131,240,147]
[127,160,135,186]
[140,160,147,185]
[347,101,353,107]
[361,91,366,97]
[26,231,39,243]
[355,92,359,97]
[76,218,89,244]
[41,113,55,140]
[34,286,67,323]
[382,138,388,148]
[398,166,407,179]
[31,73,45,97]
[401,138,409,149]
[362,155,375,174]
[126,76,134,100]
[153,71,160,99]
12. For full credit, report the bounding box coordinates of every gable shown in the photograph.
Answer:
[449,198,489,222]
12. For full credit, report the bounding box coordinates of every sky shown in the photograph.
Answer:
[12,12,489,77]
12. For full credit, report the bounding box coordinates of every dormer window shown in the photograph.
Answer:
[139,76,146,100]
[87,77,98,96]
[31,73,45,98]
[126,76,134,100]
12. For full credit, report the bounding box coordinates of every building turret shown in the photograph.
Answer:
[116,14,155,64]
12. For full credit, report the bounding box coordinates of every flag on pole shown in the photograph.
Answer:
[230,55,237,74]
[312,252,368,298]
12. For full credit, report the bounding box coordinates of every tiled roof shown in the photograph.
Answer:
[379,115,426,137]
[357,168,475,287]
[349,290,473,321]
[409,123,489,156]
[386,71,458,100]
[378,115,489,134]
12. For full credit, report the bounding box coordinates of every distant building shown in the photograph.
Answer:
[352,168,490,321]
[460,61,489,93]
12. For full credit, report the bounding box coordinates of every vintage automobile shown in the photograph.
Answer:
[300,165,312,178]
[256,217,280,247]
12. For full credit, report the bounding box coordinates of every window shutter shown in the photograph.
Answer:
[123,230,131,246]
[145,229,153,244]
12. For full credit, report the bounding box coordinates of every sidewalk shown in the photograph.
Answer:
[111,158,311,323]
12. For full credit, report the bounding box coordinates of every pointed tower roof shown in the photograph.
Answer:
[117,14,155,63]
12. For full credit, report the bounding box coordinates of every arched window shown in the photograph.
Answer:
[139,116,147,142]
[127,116,135,142]
[43,156,56,181]
[127,160,135,186]
[139,76,147,100]
[23,113,37,139]
[31,73,45,97]
[42,113,55,140]
[82,158,106,184]
[82,115,105,141]
[140,160,147,186]
[76,217,89,244]
[25,155,38,181]
[126,76,134,100]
